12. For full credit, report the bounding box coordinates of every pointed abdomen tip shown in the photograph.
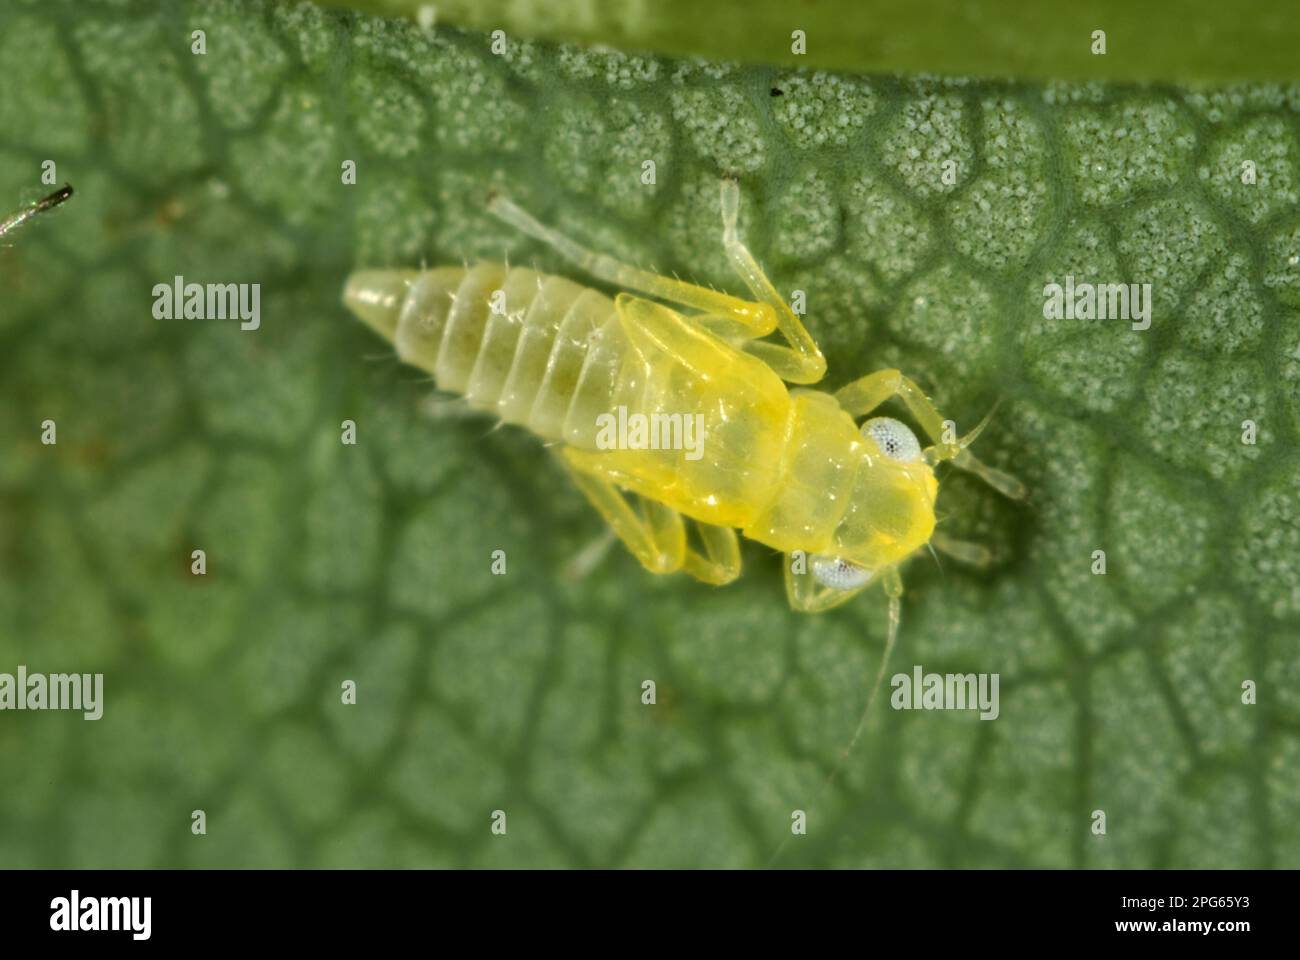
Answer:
[342,269,417,341]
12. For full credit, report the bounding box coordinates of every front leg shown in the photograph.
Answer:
[834,369,1026,499]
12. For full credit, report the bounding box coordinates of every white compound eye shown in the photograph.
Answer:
[812,555,874,591]
[862,417,922,463]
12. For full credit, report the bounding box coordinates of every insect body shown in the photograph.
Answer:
[343,180,1023,621]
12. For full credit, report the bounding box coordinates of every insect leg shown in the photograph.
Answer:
[835,369,947,438]
[557,450,686,575]
[930,531,994,568]
[612,293,746,377]
[949,448,1026,501]
[559,449,741,584]
[718,178,827,385]
[682,520,742,585]
[487,193,771,329]
[834,369,1026,499]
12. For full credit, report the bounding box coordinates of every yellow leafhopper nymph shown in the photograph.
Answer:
[343,179,1024,651]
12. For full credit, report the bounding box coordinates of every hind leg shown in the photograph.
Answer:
[558,450,741,584]
[718,178,826,384]
[682,520,742,585]
[488,183,826,384]
[488,193,770,329]
[560,454,684,575]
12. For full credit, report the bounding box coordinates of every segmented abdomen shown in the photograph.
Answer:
[388,264,633,447]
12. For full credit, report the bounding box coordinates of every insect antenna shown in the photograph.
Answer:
[826,589,902,792]
[768,578,904,867]
[0,183,74,241]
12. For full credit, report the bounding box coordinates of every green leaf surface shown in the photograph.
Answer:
[1,0,1298,869]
